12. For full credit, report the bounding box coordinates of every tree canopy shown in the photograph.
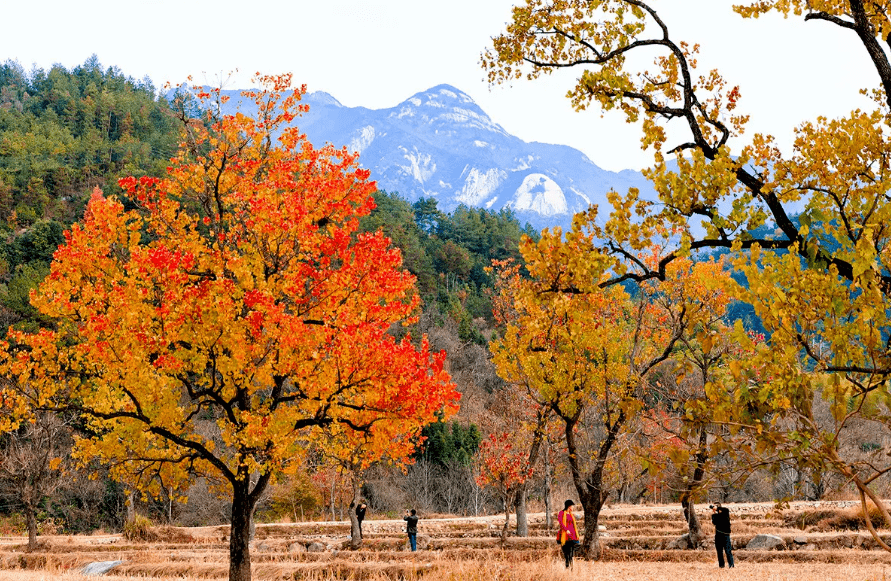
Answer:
[484,0,891,551]
[0,75,459,581]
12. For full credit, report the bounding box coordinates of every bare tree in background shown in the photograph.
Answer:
[0,412,72,550]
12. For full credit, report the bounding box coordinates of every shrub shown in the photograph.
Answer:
[821,505,886,531]
[783,509,840,530]
[258,472,323,522]
[785,505,888,531]
[122,514,154,541]
[0,514,25,535]
[122,514,193,543]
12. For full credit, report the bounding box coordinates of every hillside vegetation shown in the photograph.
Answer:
[0,60,541,535]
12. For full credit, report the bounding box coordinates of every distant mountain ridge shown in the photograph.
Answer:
[210,84,656,231]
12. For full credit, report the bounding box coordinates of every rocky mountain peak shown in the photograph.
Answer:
[214,83,654,231]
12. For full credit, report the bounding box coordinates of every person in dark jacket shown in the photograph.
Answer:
[355,500,367,539]
[404,509,419,551]
[710,503,734,568]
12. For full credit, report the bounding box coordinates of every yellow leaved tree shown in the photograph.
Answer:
[643,257,748,546]
[489,224,689,558]
[484,0,891,550]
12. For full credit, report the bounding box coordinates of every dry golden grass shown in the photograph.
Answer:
[0,559,886,581]
[785,506,887,532]
[0,502,889,580]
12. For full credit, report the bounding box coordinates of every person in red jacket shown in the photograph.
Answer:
[557,499,580,568]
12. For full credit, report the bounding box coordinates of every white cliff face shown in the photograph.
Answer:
[456,168,507,206]
[440,107,510,135]
[513,155,534,171]
[399,146,436,184]
[509,174,568,216]
[349,125,376,154]
[570,187,591,206]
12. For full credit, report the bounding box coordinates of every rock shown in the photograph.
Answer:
[81,561,126,576]
[793,536,808,545]
[254,542,271,552]
[288,542,306,553]
[803,544,817,551]
[746,534,786,550]
[667,533,692,550]
[598,524,606,531]
[306,542,326,553]
[416,534,430,550]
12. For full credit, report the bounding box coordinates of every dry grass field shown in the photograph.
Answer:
[0,561,886,581]
[0,501,887,580]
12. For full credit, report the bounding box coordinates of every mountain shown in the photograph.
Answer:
[210,84,656,231]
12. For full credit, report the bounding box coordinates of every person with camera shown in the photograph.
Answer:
[355,499,367,539]
[403,509,419,551]
[710,503,734,568]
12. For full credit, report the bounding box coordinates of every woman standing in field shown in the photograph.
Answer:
[557,500,579,568]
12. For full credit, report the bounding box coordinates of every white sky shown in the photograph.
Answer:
[0,0,879,172]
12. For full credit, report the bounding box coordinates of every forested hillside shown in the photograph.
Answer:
[0,57,180,335]
[0,59,544,533]
[360,191,538,342]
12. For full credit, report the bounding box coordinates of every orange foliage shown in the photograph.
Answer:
[0,74,459,580]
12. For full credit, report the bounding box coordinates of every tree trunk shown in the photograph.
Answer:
[580,500,605,559]
[126,489,136,523]
[680,425,708,547]
[500,494,512,545]
[681,496,702,546]
[832,446,891,554]
[513,405,548,538]
[514,485,529,537]
[24,500,37,552]
[565,409,624,560]
[329,476,336,522]
[544,441,552,533]
[855,478,891,553]
[348,475,362,549]
[229,481,253,581]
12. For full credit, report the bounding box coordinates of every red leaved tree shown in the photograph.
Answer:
[477,432,534,543]
[0,75,458,581]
